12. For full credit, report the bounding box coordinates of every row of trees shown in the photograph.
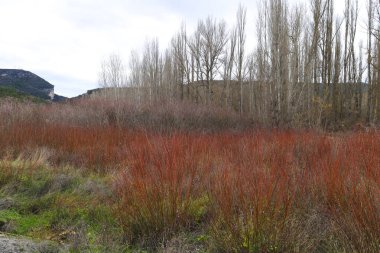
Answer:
[99,0,380,129]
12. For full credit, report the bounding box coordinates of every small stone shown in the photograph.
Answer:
[0,198,15,210]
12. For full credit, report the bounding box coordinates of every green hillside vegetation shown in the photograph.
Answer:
[0,86,47,103]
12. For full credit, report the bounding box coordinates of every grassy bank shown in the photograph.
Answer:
[0,156,124,252]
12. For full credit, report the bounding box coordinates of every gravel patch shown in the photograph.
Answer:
[0,233,63,253]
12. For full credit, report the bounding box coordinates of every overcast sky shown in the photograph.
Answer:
[0,0,367,97]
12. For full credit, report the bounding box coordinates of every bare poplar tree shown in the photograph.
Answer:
[267,0,290,125]
[198,17,228,104]
[128,50,142,103]
[99,53,127,89]
[333,18,342,123]
[142,39,162,103]
[321,0,334,127]
[255,0,271,124]
[98,53,127,103]
[172,23,191,100]
[235,4,247,114]
[289,4,304,124]
[223,27,236,108]
[246,52,256,115]
[367,0,374,123]
[162,48,176,101]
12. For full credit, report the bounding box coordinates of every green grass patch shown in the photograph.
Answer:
[0,209,52,235]
[0,159,125,252]
[0,86,47,103]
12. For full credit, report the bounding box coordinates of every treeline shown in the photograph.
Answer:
[99,0,380,129]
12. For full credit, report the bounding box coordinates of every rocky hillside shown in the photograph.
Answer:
[0,69,66,101]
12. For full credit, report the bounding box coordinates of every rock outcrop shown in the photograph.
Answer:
[0,69,55,100]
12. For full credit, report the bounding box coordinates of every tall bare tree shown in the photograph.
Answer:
[99,53,127,89]
[222,27,236,108]
[197,17,228,104]
[367,0,374,123]
[268,0,290,125]
[289,4,304,124]
[235,4,247,114]
[128,50,142,103]
[142,39,162,103]
[98,53,127,103]
[172,23,191,100]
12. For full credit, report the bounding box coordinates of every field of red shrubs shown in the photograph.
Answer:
[0,99,379,252]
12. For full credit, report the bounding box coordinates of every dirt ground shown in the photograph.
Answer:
[0,233,63,253]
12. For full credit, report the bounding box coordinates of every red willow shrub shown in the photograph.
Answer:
[111,130,379,251]
[113,133,213,247]
[0,99,379,251]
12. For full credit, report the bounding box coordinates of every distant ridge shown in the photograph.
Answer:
[0,69,67,101]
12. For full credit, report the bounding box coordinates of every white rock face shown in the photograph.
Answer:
[49,89,55,100]
[42,88,55,100]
